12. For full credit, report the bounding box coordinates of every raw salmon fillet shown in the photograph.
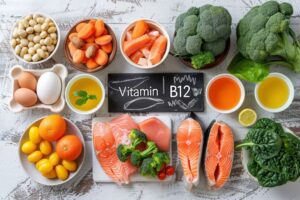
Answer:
[93,114,138,184]
[204,121,234,189]
[138,117,171,151]
[176,118,203,190]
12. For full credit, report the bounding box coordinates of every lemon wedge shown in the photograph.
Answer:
[239,108,257,127]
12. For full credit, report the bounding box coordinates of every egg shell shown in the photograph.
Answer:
[37,72,61,104]
[18,72,37,91]
[14,88,37,107]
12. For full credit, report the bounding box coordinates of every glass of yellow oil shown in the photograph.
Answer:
[255,73,294,113]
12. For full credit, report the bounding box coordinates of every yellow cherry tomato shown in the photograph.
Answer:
[21,141,37,154]
[38,161,53,174]
[55,165,69,180]
[49,152,60,166]
[43,169,57,179]
[62,160,77,172]
[39,140,52,155]
[27,151,43,163]
[29,126,42,144]
[36,158,49,169]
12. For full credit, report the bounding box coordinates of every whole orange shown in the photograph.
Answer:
[56,135,82,161]
[39,115,66,142]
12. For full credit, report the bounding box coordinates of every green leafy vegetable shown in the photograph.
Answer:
[152,152,170,171]
[256,168,287,187]
[130,141,158,166]
[140,157,157,177]
[116,144,134,162]
[191,51,215,69]
[128,129,147,148]
[74,90,97,106]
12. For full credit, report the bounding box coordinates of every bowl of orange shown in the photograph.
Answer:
[18,114,86,186]
[64,19,117,73]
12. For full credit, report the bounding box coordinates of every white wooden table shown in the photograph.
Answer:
[1,0,300,199]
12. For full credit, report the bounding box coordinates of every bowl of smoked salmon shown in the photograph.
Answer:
[120,19,170,69]
[64,19,117,73]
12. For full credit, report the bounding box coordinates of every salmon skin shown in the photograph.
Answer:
[204,121,234,189]
[176,112,203,191]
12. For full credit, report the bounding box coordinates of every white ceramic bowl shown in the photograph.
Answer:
[10,13,60,64]
[206,73,245,114]
[65,74,105,115]
[254,73,294,113]
[18,117,86,186]
[120,18,170,69]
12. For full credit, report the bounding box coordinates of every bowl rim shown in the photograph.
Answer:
[119,18,171,69]
[10,12,61,65]
[65,74,105,115]
[18,116,86,186]
[205,73,245,114]
[64,19,117,73]
[254,72,294,113]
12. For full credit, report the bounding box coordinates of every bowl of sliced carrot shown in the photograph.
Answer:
[64,19,117,73]
[120,19,170,69]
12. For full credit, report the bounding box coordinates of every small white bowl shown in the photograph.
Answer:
[65,74,105,115]
[120,18,170,69]
[206,73,245,114]
[18,117,86,186]
[10,13,60,64]
[254,73,294,113]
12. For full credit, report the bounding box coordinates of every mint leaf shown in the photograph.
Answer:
[74,90,87,98]
[88,95,97,100]
[75,98,87,106]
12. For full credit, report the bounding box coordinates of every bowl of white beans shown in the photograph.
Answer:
[10,13,60,64]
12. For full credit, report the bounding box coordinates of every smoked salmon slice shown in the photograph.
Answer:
[176,115,203,190]
[204,121,234,189]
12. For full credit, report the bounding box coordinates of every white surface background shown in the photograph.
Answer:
[0,0,300,199]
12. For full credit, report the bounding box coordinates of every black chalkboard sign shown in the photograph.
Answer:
[108,73,204,112]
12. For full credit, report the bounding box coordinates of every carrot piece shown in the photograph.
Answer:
[95,19,105,37]
[95,35,112,45]
[102,28,108,35]
[143,36,156,50]
[149,35,167,64]
[101,42,113,53]
[130,51,144,64]
[78,23,95,39]
[68,32,78,41]
[89,19,96,25]
[72,49,85,64]
[123,34,152,56]
[76,23,87,33]
[68,42,78,57]
[86,59,99,69]
[132,20,148,39]
[85,35,95,43]
[94,49,108,65]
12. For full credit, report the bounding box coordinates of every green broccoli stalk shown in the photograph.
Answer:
[130,141,158,166]
[191,51,215,69]
[152,152,170,171]
[140,157,157,177]
[128,129,147,148]
[117,144,133,162]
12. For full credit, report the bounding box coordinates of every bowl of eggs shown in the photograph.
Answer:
[9,64,68,112]
[10,13,60,64]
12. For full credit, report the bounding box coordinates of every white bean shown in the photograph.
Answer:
[23,54,32,62]
[20,39,28,47]
[43,51,49,58]
[34,43,41,50]
[33,24,41,32]
[25,15,32,21]
[48,22,55,27]
[41,45,47,51]
[12,28,18,38]
[40,31,47,39]
[29,19,37,26]
[47,26,56,33]
[20,47,28,57]
[33,35,41,43]
[16,38,20,44]
[10,39,17,48]
[27,34,34,41]
[18,23,24,30]
[26,27,34,34]
[45,18,52,23]
[20,19,29,28]
[28,42,34,48]
[15,45,21,55]
[28,47,35,55]
[41,23,48,31]
[50,33,57,40]
[39,39,45,45]
[36,17,45,24]
[44,37,52,45]
[18,29,27,38]
[32,53,40,62]
[52,39,57,45]
[47,45,55,52]
[32,14,40,19]
[37,49,45,58]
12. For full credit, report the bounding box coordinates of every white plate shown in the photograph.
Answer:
[18,117,86,186]
[92,116,174,183]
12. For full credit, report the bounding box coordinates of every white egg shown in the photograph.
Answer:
[37,72,61,104]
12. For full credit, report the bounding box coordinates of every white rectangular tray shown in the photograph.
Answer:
[92,116,174,183]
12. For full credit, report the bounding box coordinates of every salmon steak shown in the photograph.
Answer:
[176,116,203,190]
[204,121,234,189]
[93,114,137,184]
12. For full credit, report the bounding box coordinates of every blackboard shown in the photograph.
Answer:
[108,73,204,112]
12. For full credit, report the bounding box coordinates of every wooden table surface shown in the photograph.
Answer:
[1,0,300,199]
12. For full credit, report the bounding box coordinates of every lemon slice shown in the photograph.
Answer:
[239,108,257,127]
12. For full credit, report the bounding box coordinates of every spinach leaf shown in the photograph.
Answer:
[254,150,285,173]
[228,53,269,83]
[256,168,287,187]
[281,153,300,181]
[247,152,261,177]
[252,118,284,136]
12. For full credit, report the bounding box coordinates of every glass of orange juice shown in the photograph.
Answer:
[206,74,245,113]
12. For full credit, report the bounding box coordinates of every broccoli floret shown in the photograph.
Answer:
[130,141,158,166]
[182,15,198,36]
[130,150,143,166]
[191,51,215,69]
[117,144,133,162]
[140,157,157,177]
[175,7,199,31]
[202,38,226,56]
[173,28,189,56]
[279,2,293,16]
[186,7,199,16]
[152,152,170,171]
[129,129,147,147]
[258,0,279,16]
[186,34,202,55]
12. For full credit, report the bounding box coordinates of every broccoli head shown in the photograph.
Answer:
[117,144,133,162]
[202,38,226,56]
[130,141,158,166]
[152,152,170,171]
[130,150,143,166]
[140,157,157,177]
[129,129,147,147]
[237,1,300,72]
[191,51,215,69]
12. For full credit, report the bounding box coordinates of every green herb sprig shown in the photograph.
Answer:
[74,90,97,106]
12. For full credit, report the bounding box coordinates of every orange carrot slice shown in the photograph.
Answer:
[68,42,77,57]
[95,35,112,45]
[102,28,108,35]
[76,23,87,33]
[86,59,99,69]
[130,51,144,64]
[123,34,152,56]
[68,32,78,41]
[95,19,105,37]
[94,49,108,65]
[132,20,148,39]
[89,19,96,25]
[85,35,95,43]
[149,35,167,64]
[78,23,95,39]
[101,42,113,53]
[72,49,85,64]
